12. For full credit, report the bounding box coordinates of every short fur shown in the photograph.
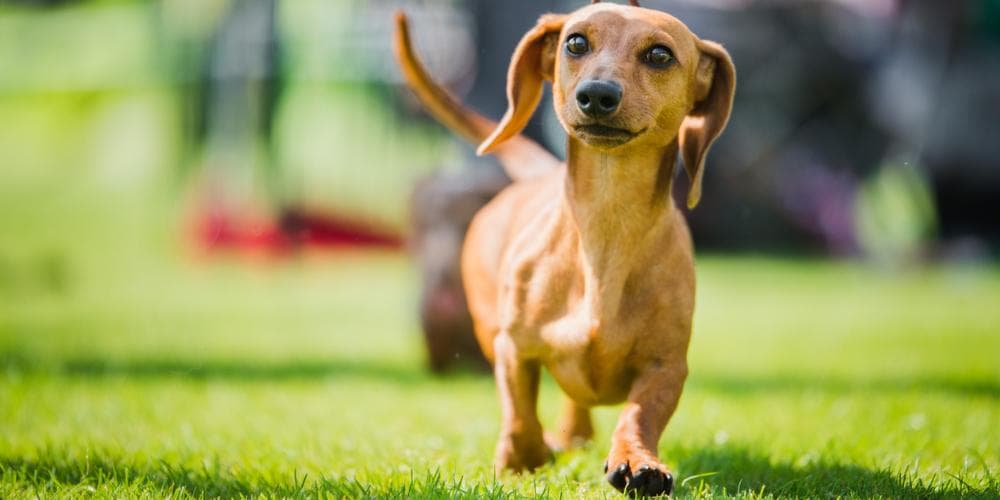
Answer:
[394,3,735,496]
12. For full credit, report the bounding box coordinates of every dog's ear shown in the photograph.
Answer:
[679,40,735,209]
[478,14,566,156]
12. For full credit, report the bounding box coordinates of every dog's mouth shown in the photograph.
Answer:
[572,123,643,147]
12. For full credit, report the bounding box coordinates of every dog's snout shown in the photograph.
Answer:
[575,80,622,118]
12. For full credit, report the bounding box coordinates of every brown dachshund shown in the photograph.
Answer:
[394,1,734,496]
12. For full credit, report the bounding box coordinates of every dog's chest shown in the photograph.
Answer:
[543,314,640,405]
[499,206,694,404]
[508,259,658,404]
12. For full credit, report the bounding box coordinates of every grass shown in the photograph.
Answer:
[1,249,998,498]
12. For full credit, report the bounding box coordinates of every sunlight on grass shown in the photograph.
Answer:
[1,250,998,498]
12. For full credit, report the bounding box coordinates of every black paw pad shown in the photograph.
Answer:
[606,462,630,492]
[623,465,673,497]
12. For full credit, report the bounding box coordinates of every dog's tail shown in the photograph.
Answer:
[393,11,560,182]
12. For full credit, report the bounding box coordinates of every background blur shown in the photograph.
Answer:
[1,0,999,394]
[1,1,999,496]
[2,0,998,266]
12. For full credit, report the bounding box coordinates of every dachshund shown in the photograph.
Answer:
[394,1,734,495]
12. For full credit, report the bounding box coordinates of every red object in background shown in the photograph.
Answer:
[279,209,403,249]
[193,206,403,255]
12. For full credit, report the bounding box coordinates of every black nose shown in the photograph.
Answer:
[576,80,622,117]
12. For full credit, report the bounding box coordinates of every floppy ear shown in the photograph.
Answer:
[477,14,566,156]
[679,40,735,209]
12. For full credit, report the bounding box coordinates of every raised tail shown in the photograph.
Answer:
[393,11,560,182]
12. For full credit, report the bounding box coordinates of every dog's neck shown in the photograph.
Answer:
[562,137,679,316]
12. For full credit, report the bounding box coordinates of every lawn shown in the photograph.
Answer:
[1,244,998,498]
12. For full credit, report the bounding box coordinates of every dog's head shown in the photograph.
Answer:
[477,2,735,208]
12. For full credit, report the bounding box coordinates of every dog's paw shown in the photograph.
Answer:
[604,460,673,497]
[544,431,565,453]
[495,434,554,473]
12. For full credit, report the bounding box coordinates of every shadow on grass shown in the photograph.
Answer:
[0,455,508,498]
[674,445,998,498]
[4,351,995,399]
[687,374,1000,398]
[0,352,494,385]
[62,358,425,383]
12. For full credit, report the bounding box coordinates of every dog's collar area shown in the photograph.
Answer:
[591,0,642,7]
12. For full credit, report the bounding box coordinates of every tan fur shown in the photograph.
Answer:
[393,12,561,182]
[395,3,735,496]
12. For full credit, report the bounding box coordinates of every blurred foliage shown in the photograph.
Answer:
[0,0,452,233]
[855,161,938,267]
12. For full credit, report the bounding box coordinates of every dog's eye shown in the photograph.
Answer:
[644,45,674,68]
[566,34,590,56]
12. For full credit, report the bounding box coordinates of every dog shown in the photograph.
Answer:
[394,0,734,495]
[409,166,508,373]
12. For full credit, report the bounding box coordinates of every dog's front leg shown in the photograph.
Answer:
[492,333,552,473]
[605,361,687,497]
[552,397,594,450]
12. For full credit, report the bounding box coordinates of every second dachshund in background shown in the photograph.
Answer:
[410,167,507,372]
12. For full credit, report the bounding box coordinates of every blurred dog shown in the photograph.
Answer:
[409,166,507,373]
[396,1,734,495]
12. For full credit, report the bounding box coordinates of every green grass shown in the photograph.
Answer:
[2,250,998,498]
